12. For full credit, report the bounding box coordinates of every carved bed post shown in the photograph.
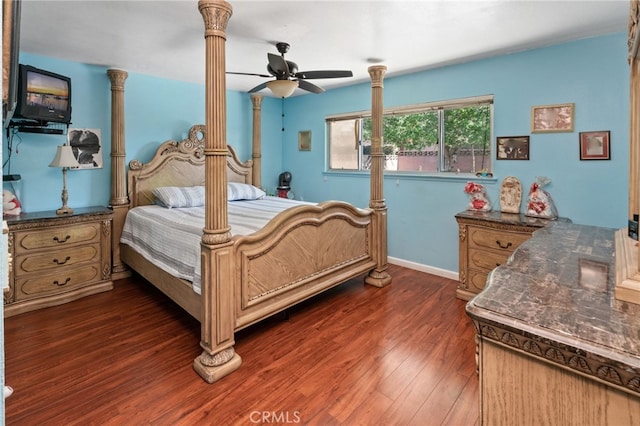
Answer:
[194,0,241,383]
[107,68,129,280]
[365,65,392,288]
[251,94,263,189]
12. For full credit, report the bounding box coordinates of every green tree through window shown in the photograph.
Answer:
[328,96,492,174]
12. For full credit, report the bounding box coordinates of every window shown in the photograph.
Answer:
[327,95,493,174]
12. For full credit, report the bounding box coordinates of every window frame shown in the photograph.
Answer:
[326,95,494,178]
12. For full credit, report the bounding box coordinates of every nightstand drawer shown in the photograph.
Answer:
[469,227,530,253]
[13,222,101,254]
[15,265,102,301]
[14,243,100,275]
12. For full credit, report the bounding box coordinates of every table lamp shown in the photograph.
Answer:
[49,144,79,215]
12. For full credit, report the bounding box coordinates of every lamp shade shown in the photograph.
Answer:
[49,145,80,168]
[267,80,298,98]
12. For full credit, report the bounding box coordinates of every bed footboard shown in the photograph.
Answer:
[232,201,376,328]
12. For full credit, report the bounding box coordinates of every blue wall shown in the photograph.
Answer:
[3,53,284,212]
[284,32,630,273]
[3,32,630,276]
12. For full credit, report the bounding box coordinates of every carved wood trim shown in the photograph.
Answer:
[472,318,640,397]
[4,232,15,304]
[251,94,262,189]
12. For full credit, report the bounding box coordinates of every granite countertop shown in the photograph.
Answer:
[455,209,569,228]
[5,206,113,225]
[466,221,640,376]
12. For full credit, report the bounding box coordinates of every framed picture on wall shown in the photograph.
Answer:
[531,103,574,133]
[298,130,311,151]
[579,130,610,160]
[68,128,103,169]
[496,136,529,160]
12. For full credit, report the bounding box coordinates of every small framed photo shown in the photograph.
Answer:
[496,136,530,160]
[579,130,610,160]
[68,128,103,169]
[531,103,574,133]
[298,130,311,151]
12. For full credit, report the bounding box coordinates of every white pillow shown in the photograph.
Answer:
[153,186,205,208]
[227,182,266,201]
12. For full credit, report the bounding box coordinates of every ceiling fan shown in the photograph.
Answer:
[227,42,353,98]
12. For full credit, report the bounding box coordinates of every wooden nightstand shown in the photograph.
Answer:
[4,206,113,317]
[455,210,566,301]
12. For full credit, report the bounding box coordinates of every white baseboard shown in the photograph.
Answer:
[388,256,459,281]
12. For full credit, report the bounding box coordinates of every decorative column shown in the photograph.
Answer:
[251,94,263,189]
[194,0,241,383]
[2,0,17,105]
[107,68,129,280]
[365,65,392,288]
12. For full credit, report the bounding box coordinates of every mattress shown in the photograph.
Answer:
[120,196,313,294]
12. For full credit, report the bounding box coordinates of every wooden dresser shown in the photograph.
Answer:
[4,206,113,317]
[455,210,561,300]
[467,223,640,425]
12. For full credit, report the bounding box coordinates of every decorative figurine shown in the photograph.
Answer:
[525,176,558,219]
[499,176,522,214]
[464,181,491,212]
[3,189,21,216]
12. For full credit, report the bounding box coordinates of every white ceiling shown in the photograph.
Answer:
[18,0,630,98]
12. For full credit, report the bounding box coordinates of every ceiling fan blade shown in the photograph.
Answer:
[295,70,353,79]
[248,82,268,93]
[227,71,271,78]
[268,53,289,76]
[298,79,325,94]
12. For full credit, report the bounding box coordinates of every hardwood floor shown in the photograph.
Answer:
[4,264,478,425]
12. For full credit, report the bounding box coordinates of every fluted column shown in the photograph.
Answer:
[365,65,392,288]
[194,0,241,384]
[251,94,263,189]
[629,0,639,222]
[107,68,129,279]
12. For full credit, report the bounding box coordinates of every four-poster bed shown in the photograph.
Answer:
[109,0,391,383]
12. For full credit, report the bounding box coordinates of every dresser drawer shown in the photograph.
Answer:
[468,227,530,253]
[15,265,103,301]
[13,222,101,254]
[469,247,511,271]
[14,243,100,275]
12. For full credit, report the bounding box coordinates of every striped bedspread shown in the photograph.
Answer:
[120,196,314,294]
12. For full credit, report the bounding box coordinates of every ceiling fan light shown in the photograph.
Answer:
[267,80,298,98]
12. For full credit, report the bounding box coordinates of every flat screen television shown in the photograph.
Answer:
[13,64,72,124]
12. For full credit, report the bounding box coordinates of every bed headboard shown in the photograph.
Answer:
[128,124,253,207]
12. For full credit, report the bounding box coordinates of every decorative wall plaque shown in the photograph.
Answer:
[500,176,522,213]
